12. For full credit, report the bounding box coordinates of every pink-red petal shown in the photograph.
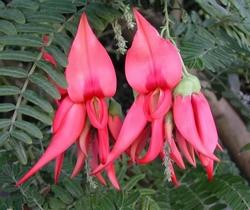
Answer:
[137,117,164,164]
[173,95,218,161]
[192,92,218,154]
[92,95,147,174]
[17,103,86,186]
[66,13,116,102]
[54,153,64,184]
[125,9,182,93]
[53,96,73,133]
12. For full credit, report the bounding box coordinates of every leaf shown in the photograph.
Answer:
[139,189,156,196]
[124,174,145,191]
[0,67,27,78]
[40,1,76,14]
[64,179,83,198]
[11,141,27,165]
[26,12,65,24]
[29,73,61,99]
[45,45,68,67]
[18,105,52,125]
[0,85,20,96]
[0,20,17,35]
[0,8,25,24]
[37,61,67,88]
[16,23,55,34]
[0,119,11,129]
[11,130,32,144]
[51,185,74,205]
[124,191,140,206]
[14,120,43,139]
[54,33,71,54]
[0,35,43,47]
[0,132,9,146]
[10,0,39,11]
[49,198,66,209]
[23,90,54,113]
[0,50,38,62]
[0,103,15,112]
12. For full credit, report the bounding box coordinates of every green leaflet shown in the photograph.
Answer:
[9,0,39,11]
[0,86,20,96]
[124,174,146,191]
[0,103,15,112]
[18,105,52,125]
[54,33,71,54]
[23,90,54,113]
[14,120,43,139]
[0,132,9,146]
[51,185,74,205]
[15,23,55,34]
[0,50,38,62]
[26,12,65,24]
[0,20,17,35]
[0,8,25,24]
[0,35,43,47]
[11,141,27,165]
[37,61,67,88]
[45,45,68,67]
[0,67,27,78]
[29,73,61,99]
[11,130,32,144]
[64,179,83,198]
[40,1,76,14]
[0,119,11,129]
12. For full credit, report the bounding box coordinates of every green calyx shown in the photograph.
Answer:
[108,98,123,117]
[174,75,201,96]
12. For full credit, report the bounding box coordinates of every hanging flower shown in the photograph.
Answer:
[93,9,220,185]
[93,8,182,172]
[173,75,220,180]
[17,13,120,189]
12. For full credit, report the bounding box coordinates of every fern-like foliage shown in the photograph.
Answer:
[0,0,121,164]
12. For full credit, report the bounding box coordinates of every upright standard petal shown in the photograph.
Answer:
[66,13,116,102]
[125,9,182,93]
[17,104,86,186]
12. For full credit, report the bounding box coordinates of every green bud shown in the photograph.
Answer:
[174,75,201,96]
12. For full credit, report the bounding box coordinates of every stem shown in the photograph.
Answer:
[162,1,190,77]
[163,1,171,39]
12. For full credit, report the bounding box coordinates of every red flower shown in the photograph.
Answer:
[93,8,182,174]
[17,13,120,189]
[173,75,219,180]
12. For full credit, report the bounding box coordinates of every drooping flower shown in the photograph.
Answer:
[93,8,182,173]
[173,75,219,180]
[93,9,220,185]
[17,13,120,189]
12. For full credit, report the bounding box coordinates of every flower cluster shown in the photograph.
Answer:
[17,9,220,189]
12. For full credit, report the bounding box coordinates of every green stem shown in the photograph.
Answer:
[162,1,190,77]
